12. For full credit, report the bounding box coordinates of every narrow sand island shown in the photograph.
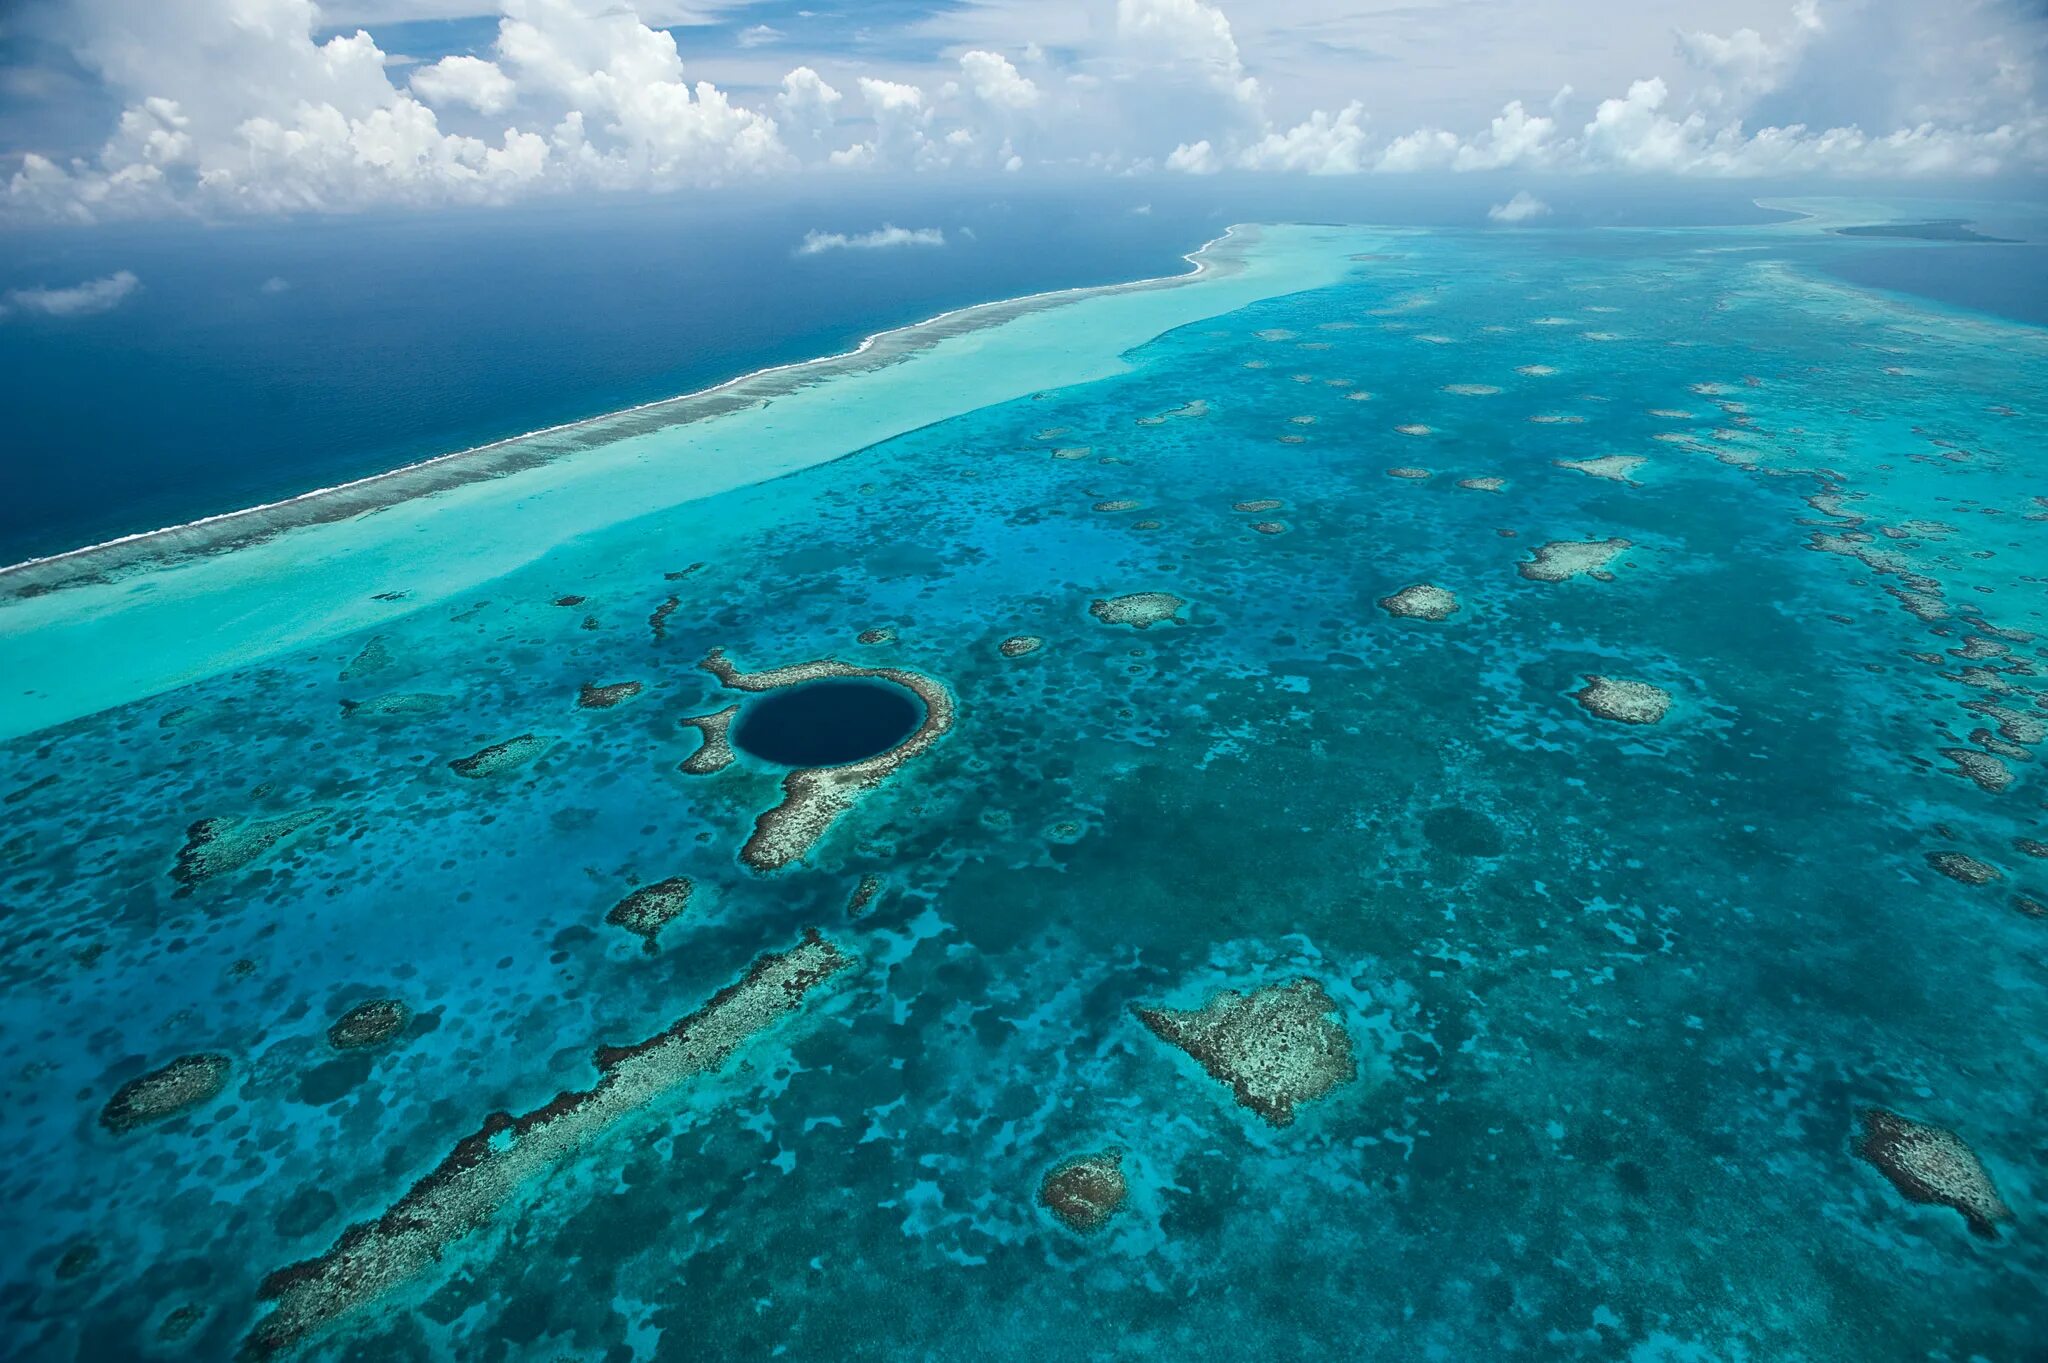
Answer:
[0,224,1372,742]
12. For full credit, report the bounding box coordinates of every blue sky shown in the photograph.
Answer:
[0,0,2044,223]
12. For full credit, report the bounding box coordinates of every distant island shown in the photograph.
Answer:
[1835,218,2019,243]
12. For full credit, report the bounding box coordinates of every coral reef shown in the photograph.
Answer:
[1252,521,1287,535]
[1518,538,1632,583]
[1093,500,1141,513]
[846,872,883,920]
[648,595,679,641]
[701,651,955,872]
[1855,1108,2013,1239]
[328,999,411,1051]
[448,734,552,779]
[339,637,391,682]
[1457,477,1505,492]
[577,681,643,710]
[340,693,452,720]
[1037,1150,1128,1233]
[245,933,854,1358]
[1089,593,1186,629]
[604,876,694,953]
[1926,851,2001,885]
[1940,747,2014,793]
[1378,584,1460,621]
[1233,499,1284,513]
[1573,676,1672,725]
[100,1053,232,1134]
[1555,455,1647,484]
[157,1304,206,1342]
[677,704,739,775]
[1137,399,1208,425]
[171,809,327,889]
[857,627,896,645]
[999,636,1043,658]
[1134,978,1356,1127]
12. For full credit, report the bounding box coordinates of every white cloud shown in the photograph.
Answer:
[775,66,842,148]
[958,50,1040,111]
[3,0,2045,224]
[1165,139,1220,173]
[2,269,141,318]
[260,275,291,294]
[1678,0,1823,111]
[796,225,947,256]
[410,54,516,116]
[1239,102,1369,173]
[1453,100,1558,171]
[1488,190,1550,223]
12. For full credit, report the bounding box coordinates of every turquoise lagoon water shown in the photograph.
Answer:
[1,215,2045,1361]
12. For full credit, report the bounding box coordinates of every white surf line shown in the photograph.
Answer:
[0,227,1245,581]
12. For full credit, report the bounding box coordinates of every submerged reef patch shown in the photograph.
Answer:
[1926,851,2002,886]
[648,595,679,641]
[1038,1150,1128,1233]
[1940,747,2014,794]
[100,1053,232,1134]
[1378,584,1460,621]
[1089,593,1186,629]
[1135,978,1356,1127]
[604,876,694,953]
[999,636,1044,658]
[338,636,391,682]
[327,999,411,1051]
[702,651,955,872]
[245,933,854,1358]
[1555,455,1647,484]
[577,681,643,710]
[171,809,328,890]
[1136,398,1208,425]
[1855,1109,2013,1239]
[448,734,553,779]
[1457,477,1505,492]
[676,704,739,775]
[845,872,884,919]
[340,693,452,721]
[1232,499,1284,513]
[1573,676,1672,725]
[1518,538,1632,583]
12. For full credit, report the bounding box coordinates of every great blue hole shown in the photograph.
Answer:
[729,679,924,768]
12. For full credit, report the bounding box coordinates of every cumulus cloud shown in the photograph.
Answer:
[1488,191,1550,223]
[958,50,1040,111]
[1,269,141,318]
[2,0,2044,223]
[776,66,842,148]
[4,0,785,221]
[796,225,947,256]
[410,54,516,116]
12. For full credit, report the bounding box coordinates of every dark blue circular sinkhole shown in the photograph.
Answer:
[729,679,924,768]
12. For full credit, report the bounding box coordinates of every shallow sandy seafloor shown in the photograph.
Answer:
[2,216,2046,1361]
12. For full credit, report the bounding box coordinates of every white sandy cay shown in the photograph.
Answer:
[0,223,1374,740]
[1516,365,1558,376]
[1442,384,1502,396]
[1555,455,1647,484]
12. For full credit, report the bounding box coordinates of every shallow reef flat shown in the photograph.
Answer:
[0,214,2046,1363]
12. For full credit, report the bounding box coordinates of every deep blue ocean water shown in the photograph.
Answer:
[1,192,2046,1362]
